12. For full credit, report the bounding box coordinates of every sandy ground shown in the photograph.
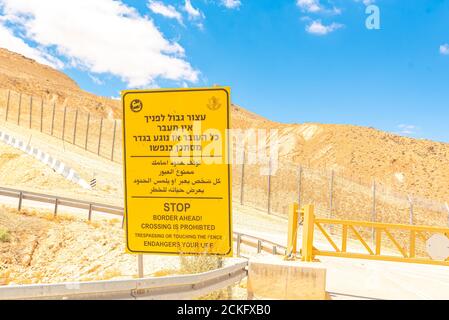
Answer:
[0,121,123,206]
[0,205,246,286]
[1,197,449,300]
[233,204,449,300]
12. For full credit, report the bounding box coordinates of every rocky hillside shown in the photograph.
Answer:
[1,47,448,203]
[0,48,119,118]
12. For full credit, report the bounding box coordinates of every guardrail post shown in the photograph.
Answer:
[88,203,93,221]
[257,240,262,253]
[301,204,315,262]
[286,203,299,258]
[18,191,23,211]
[138,254,144,278]
[272,245,277,255]
[54,198,59,217]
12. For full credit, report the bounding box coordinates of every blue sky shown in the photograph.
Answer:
[1,0,449,142]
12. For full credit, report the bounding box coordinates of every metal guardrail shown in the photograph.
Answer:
[0,185,288,299]
[0,186,123,217]
[0,262,248,300]
[0,185,287,254]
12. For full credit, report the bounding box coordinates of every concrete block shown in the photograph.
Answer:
[247,256,327,300]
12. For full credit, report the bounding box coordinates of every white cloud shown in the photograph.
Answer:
[398,124,418,135]
[306,20,343,35]
[440,44,449,55]
[183,0,205,30]
[296,0,341,16]
[297,0,322,13]
[353,0,375,5]
[0,22,63,69]
[0,0,199,87]
[147,0,183,24]
[88,74,104,85]
[184,0,204,19]
[221,0,241,9]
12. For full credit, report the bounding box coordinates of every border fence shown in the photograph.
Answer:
[0,89,122,163]
[1,88,449,237]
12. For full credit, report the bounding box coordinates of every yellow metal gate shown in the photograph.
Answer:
[287,204,449,266]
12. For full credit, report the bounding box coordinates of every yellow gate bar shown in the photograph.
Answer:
[286,203,299,258]
[301,204,315,262]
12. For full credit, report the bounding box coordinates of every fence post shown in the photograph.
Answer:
[267,158,272,214]
[97,117,103,155]
[85,113,90,150]
[408,195,414,225]
[51,101,56,136]
[239,151,245,206]
[73,109,78,145]
[329,170,334,219]
[298,165,302,209]
[17,93,22,125]
[328,170,334,234]
[29,96,33,129]
[40,98,43,132]
[62,106,67,141]
[138,254,144,278]
[257,240,262,253]
[111,120,117,161]
[5,89,10,122]
[371,179,376,244]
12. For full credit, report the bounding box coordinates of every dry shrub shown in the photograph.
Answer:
[0,228,11,243]
[179,254,232,300]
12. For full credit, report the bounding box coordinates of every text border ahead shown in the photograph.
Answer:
[122,87,232,256]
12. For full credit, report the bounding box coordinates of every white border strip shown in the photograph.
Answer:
[0,130,91,190]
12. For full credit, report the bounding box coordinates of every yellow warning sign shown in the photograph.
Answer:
[122,87,232,256]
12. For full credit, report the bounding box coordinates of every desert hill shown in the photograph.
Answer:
[1,47,449,205]
[279,123,449,202]
[0,48,119,118]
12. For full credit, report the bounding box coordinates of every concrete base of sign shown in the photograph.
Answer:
[247,256,327,300]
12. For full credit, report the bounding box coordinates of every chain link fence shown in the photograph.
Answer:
[0,89,123,163]
[2,88,449,250]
